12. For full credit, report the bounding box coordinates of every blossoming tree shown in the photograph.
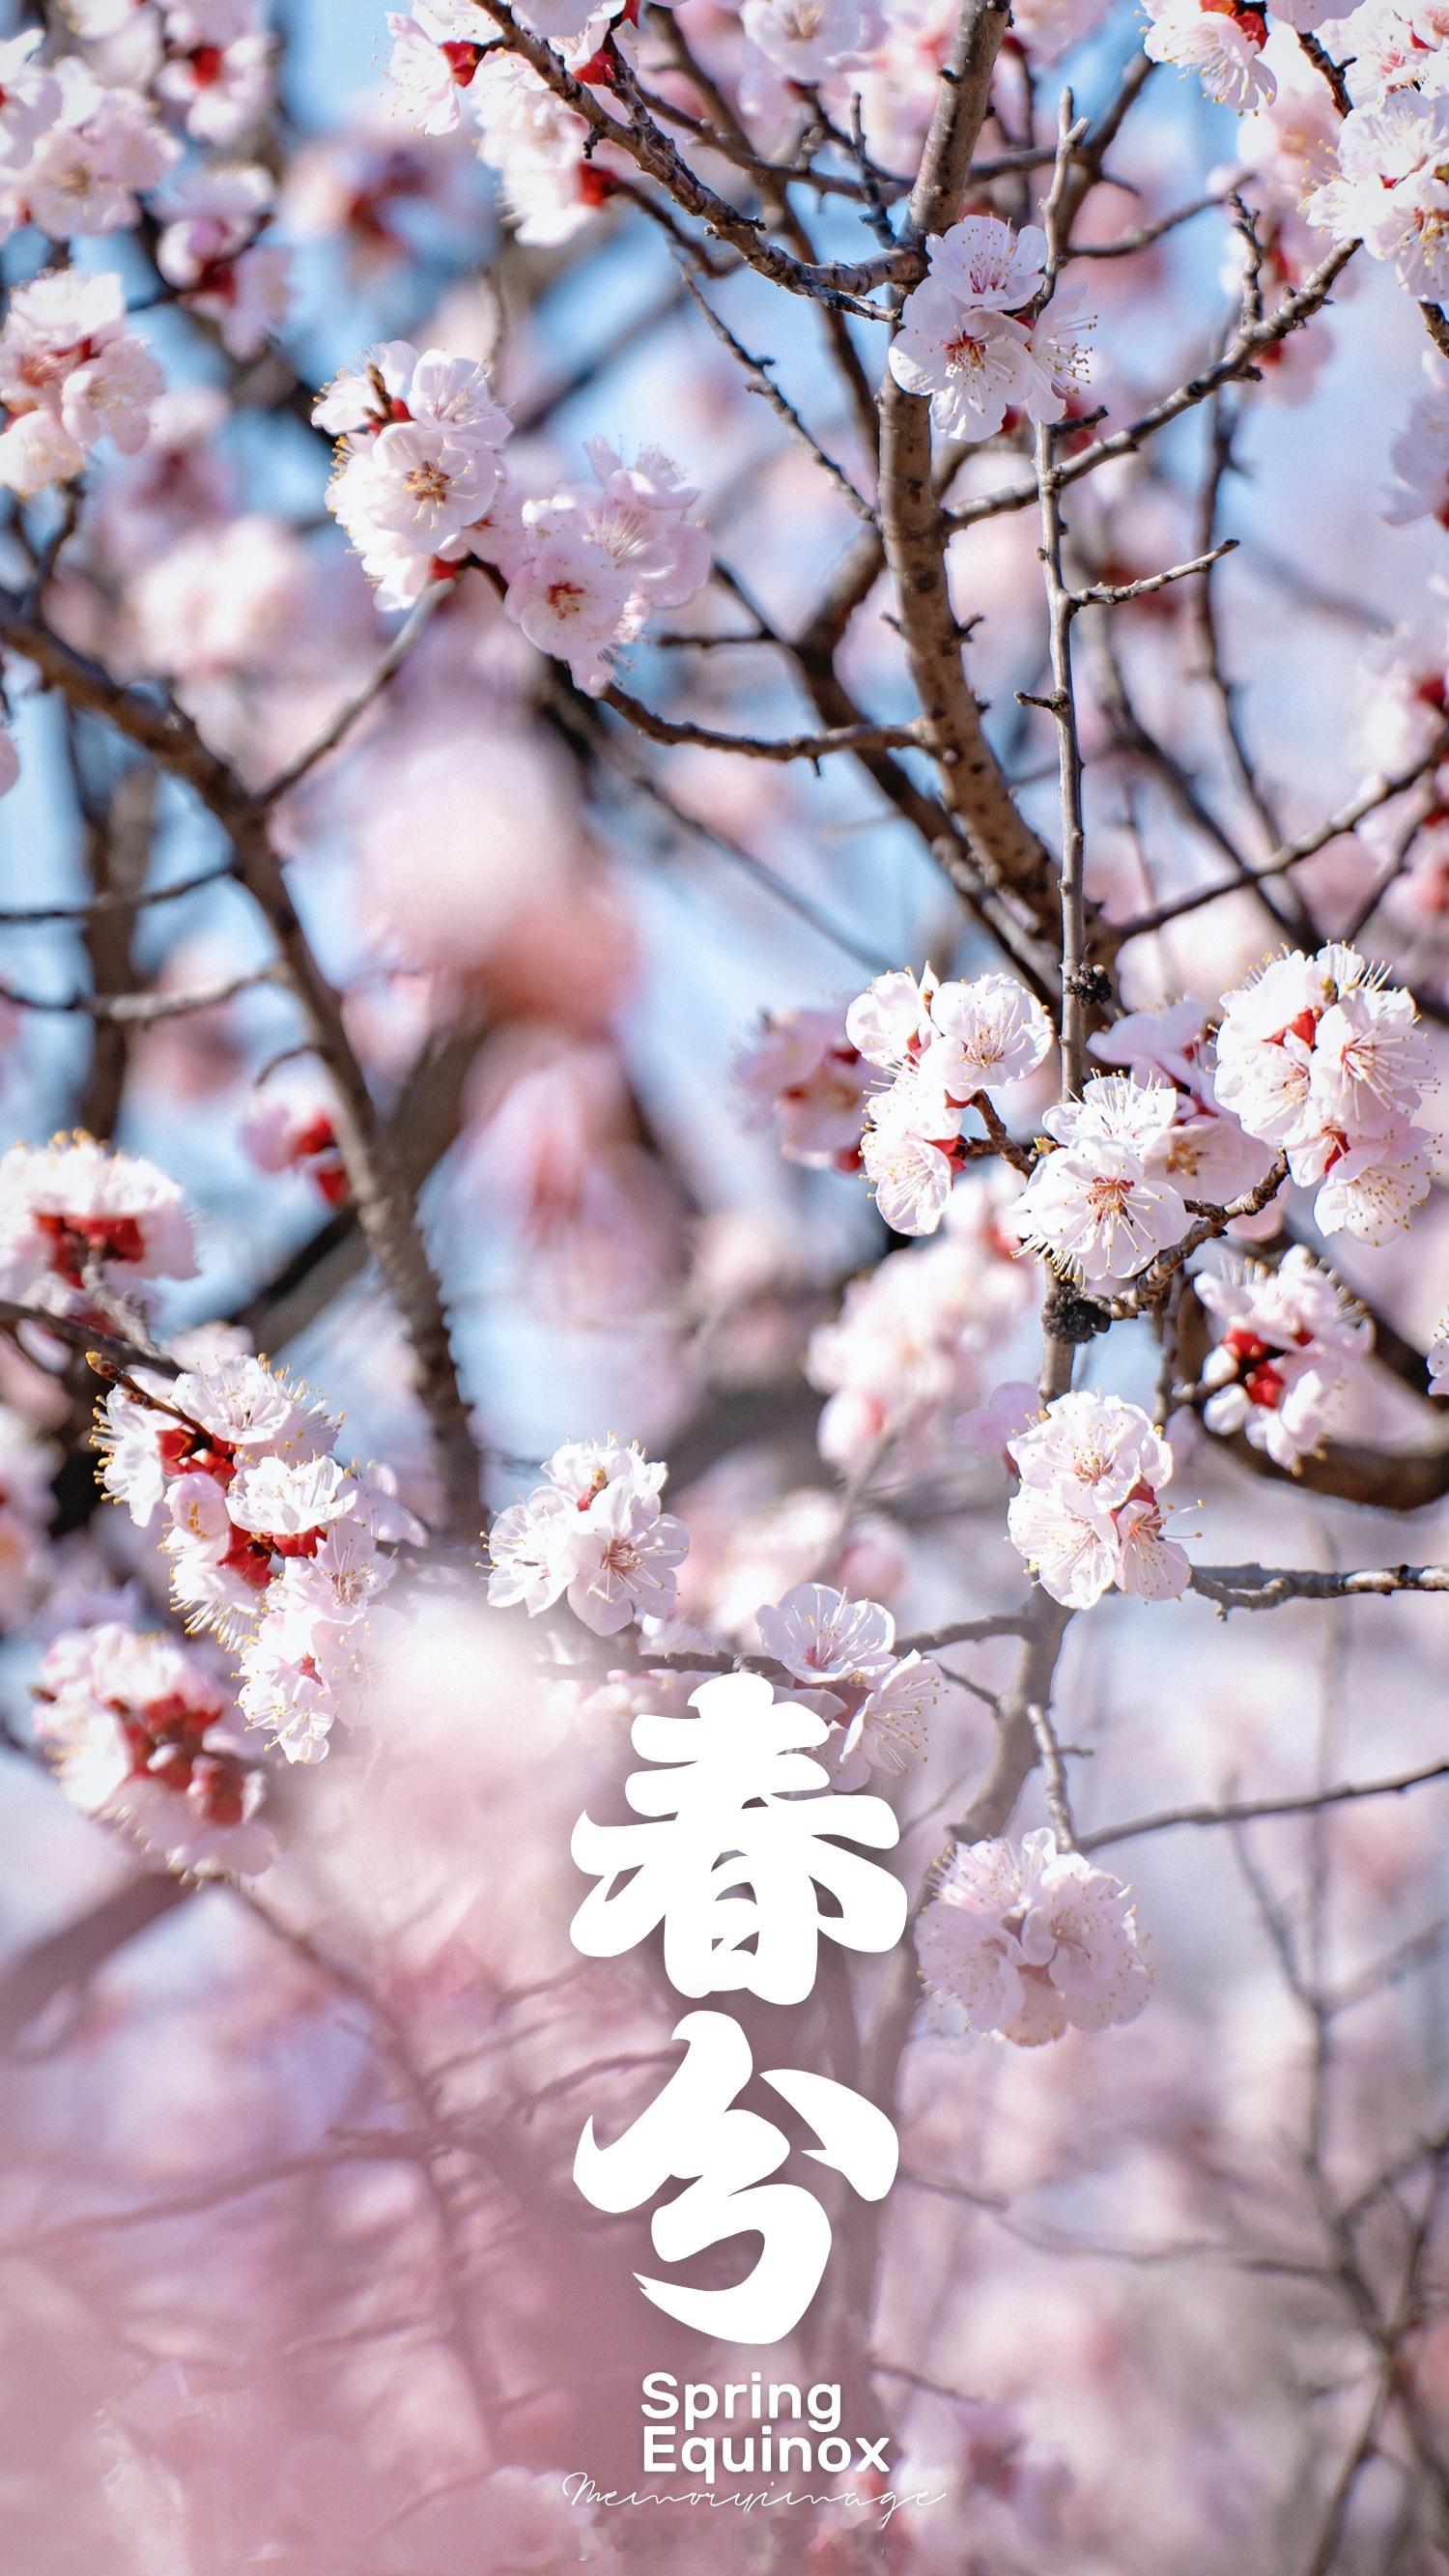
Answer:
[0,0,1448,2566]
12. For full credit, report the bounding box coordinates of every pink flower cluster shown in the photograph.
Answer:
[34,1622,274,1877]
[156,161,290,358]
[0,42,179,243]
[754,1579,941,1780]
[482,437,711,696]
[887,215,1092,443]
[1309,86,1449,302]
[845,963,1053,1236]
[486,1436,689,1636]
[734,1002,872,1170]
[99,1354,423,1763]
[1005,1389,1190,1609]
[0,270,164,497]
[1213,941,1434,1244]
[917,1825,1152,2046]
[320,340,709,688]
[386,0,650,245]
[317,338,513,613]
[71,0,274,143]
[1005,1073,1193,1290]
[0,1131,197,1319]
[807,1171,1034,1477]
[1197,1245,1374,1469]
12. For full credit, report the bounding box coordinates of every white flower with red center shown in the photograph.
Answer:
[1213,943,1432,1238]
[1308,1129,1435,1245]
[35,1622,273,1877]
[99,1356,336,1528]
[227,1453,359,1558]
[1307,91,1449,293]
[734,1005,872,1170]
[923,973,1054,1101]
[1142,0,1275,111]
[845,965,939,1074]
[386,7,484,135]
[860,1065,962,1236]
[1199,1246,1371,1469]
[889,281,1054,442]
[557,1478,690,1635]
[156,5,272,146]
[156,163,290,357]
[0,1133,196,1314]
[888,214,1091,443]
[1007,1389,1189,1608]
[755,1581,898,1686]
[486,1435,688,1634]
[1306,982,1433,1141]
[237,1619,336,1763]
[917,1827,1151,2046]
[319,337,513,607]
[1004,1073,1189,1289]
[501,525,633,691]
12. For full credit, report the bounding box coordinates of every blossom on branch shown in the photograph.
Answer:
[486,1435,689,1637]
[1006,1390,1190,1608]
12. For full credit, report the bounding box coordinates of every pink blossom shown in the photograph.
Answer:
[917,1826,1152,2044]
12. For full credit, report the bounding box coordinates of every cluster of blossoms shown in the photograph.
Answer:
[806,1172,1034,1477]
[887,216,1092,444]
[754,1580,942,1781]
[917,1826,1152,2046]
[320,341,708,686]
[1001,998,1277,1294]
[0,41,179,243]
[479,437,710,696]
[317,338,513,614]
[34,1623,273,1877]
[1005,1390,1190,1609]
[1213,942,1434,1244]
[1196,1245,1374,1468]
[68,0,274,144]
[734,1003,874,1172]
[155,161,291,358]
[486,1437,689,1637]
[1308,77,1449,301]
[0,271,164,498]
[844,964,1054,1237]
[387,0,635,245]
[1005,1074,1197,1292]
[0,1132,197,1320]
[100,1356,423,1763]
